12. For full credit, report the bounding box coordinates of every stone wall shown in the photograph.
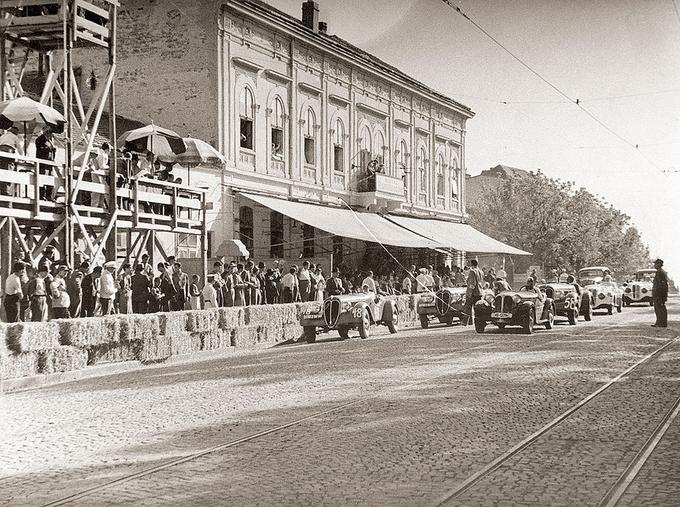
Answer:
[0,295,421,382]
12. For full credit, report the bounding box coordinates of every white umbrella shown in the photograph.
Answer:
[118,124,186,157]
[157,137,226,184]
[0,96,66,152]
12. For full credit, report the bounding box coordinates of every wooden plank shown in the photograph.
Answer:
[31,220,66,261]
[75,0,109,19]
[10,217,32,256]
[75,15,109,38]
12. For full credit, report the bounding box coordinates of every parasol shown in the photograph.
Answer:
[0,96,67,152]
[157,137,226,184]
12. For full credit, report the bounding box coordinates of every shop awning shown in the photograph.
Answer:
[387,215,532,256]
[241,193,439,249]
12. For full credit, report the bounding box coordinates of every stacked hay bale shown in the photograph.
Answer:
[1,322,86,379]
[3,323,53,378]
[59,316,128,365]
[158,311,198,356]
[119,314,167,363]
[185,307,232,351]
[234,304,302,347]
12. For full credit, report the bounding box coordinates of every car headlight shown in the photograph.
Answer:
[450,293,461,302]
[641,288,648,294]
[513,295,521,303]
[484,294,494,304]
[341,301,351,311]
[598,293,605,299]
[625,288,631,293]
[607,293,612,297]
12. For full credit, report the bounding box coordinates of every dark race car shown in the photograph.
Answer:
[474,290,555,334]
[539,282,582,325]
[416,287,467,328]
[299,293,399,342]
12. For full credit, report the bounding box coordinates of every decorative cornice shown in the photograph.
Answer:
[356,102,388,118]
[328,94,351,107]
[232,57,264,72]
[394,118,411,129]
[298,82,323,95]
[263,69,292,83]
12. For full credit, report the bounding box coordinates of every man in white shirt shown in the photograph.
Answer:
[51,265,71,319]
[297,261,311,302]
[4,261,26,322]
[99,261,118,315]
[281,267,299,303]
[362,270,377,294]
[415,268,430,293]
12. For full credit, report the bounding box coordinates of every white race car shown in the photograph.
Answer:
[622,269,655,306]
[578,266,622,315]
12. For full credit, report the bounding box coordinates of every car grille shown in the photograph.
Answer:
[323,299,340,326]
[435,290,450,315]
[495,295,514,313]
[632,284,640,299]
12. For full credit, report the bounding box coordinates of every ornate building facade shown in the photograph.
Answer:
[108,0,478,270]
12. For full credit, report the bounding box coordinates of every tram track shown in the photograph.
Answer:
[434,333,679,506]
[40,309,663,506]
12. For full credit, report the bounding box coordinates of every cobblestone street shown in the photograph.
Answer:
[1,300,678,506]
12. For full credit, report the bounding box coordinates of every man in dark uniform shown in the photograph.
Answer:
[652,258,668,328]
[325,268,345,296]
[462,259,485,325]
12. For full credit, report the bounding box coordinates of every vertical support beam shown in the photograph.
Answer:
[63,0,74,267]
[0,36,6,101]
[106,2,118,262]
[0,219,11,289]
[289,39,297,181]
[200,199,208,285]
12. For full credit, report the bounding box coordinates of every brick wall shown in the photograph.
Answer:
[111,0,220,145]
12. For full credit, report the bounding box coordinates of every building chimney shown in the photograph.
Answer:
[318,21,327,34]
[302,1,319,32]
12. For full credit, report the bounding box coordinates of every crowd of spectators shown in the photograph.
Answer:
[1,244,515,323]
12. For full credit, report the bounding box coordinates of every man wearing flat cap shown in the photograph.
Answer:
[652,258,668,328]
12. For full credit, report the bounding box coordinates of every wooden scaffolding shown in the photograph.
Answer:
[0,1,207,282]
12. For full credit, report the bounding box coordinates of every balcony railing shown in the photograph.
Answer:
[357,172,404,197]
[270,158,285,176]
[239,150,255,168]
[332,172,345,189]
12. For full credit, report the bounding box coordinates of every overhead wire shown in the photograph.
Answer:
[440,0,668,176]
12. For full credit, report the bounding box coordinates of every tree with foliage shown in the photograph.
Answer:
[467,171,652,278]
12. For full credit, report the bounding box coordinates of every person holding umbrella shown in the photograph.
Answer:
[35,126,57,201]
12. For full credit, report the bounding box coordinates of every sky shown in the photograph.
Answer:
[270,0,680,281]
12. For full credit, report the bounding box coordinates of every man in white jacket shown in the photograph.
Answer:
[99,261,118,315]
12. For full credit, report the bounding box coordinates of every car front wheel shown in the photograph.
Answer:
[358,309,371,339]
[474,319,486,333]
[617,301,622,313]
[303,326,316,343]
[582,304,592,322]
[545,308,554,330]
[568,309,577,325]
[523,311,534,334]
[419,314,429,329]
[386,312,398,334]
[337,325,350,340]
[607,304,613,315]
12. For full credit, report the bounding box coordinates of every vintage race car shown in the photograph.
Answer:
[623,269,655,306]
[299,292,399,343]
[578,266,620,316]
[591,281,623,314]
[416,287,467,328]
[473,290,555,334]
[539,283,582,325]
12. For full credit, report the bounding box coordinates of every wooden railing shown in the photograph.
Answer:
[0,151,205,233]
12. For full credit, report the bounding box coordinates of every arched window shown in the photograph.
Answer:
[239,206,254,255]
[399,140,409,172]
[271,97,285,159]
[239,87,254,150]
[451,156,460,201]
[359,125,372,169]
[374,130,386,171]
[418,146,427,195]
[436,154,445,196]
[304,108,316,165]
[333,118,344,173]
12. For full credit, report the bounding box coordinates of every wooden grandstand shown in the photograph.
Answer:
[0,1,208,281]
